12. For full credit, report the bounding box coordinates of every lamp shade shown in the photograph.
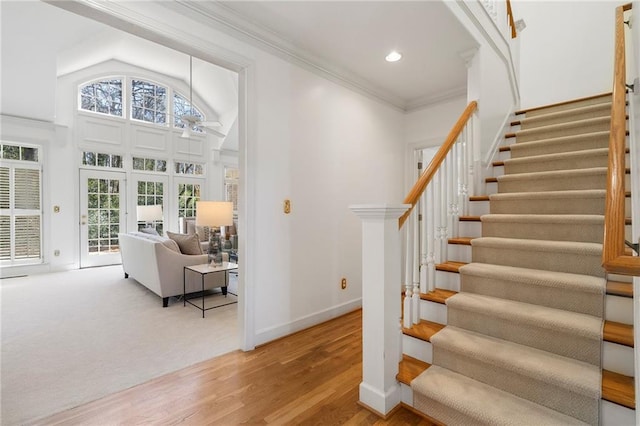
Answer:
[137,205,163,222]
[196,201,233,227]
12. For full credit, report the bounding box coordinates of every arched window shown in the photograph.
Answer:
[173,93,204,133]
[79,78,123,117]
[131,79,167,124]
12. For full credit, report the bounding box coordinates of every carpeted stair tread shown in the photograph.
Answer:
[430,327,601,424]
[398,354,430,385]
[489,190,607,215]
[514,102,612,130]
[512,116,611,143]
[446,293,602,363]
[412,365,589,426]
[503,148,609,174]
[603,321,634,347]
[606,280,633,297]
[459,263,604,316]
[515,93,611,117]
[471,237,605,277]
[497,167,611,193]
[509,131,611,158]
[480,214,604,243]
[403,320,446,342]
[430,326,601,399]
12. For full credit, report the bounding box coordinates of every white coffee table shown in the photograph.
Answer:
[183,262,238,318]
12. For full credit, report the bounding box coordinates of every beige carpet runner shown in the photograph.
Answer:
[411,94,618,425]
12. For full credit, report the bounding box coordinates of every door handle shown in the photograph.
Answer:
[81,214,87,225]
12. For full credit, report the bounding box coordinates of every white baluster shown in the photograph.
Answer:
[412,204,420,325]
[420,189,428,294]
[460,129,469,216]
[433,170,442,265]
[440,163,448,262]
[451,142,460,238]
[403,211,413,329]
[426,183,436,292]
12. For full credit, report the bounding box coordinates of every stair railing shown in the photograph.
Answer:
[603,3,639,276]
[400,101,478,328]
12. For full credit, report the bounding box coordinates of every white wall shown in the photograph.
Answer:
[3,2,405,347]
[516,1,616,109]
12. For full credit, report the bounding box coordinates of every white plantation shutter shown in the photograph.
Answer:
[0,157,42,264]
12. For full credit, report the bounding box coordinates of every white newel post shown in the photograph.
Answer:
[350,203,411,416]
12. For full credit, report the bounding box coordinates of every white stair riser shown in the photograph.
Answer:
[435,270,460,292]
[447,244,472,263]
[493,165,505,176]
[459,221,481,237]
[603,341,635,377]
[400,382,413,406]
[601,400,636,426]
[606,295,634,325]
[419,300,447,324]
[468,200,490,217]
[497,150,511,162]
[403,334,433,364]
[485,181,498,194]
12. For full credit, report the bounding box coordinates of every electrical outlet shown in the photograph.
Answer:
[341,278,347,289]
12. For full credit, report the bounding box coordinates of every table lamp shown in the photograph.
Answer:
[196,201,233,266]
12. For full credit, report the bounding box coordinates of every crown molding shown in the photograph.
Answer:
[405,86,468,112]
[172,1,413,112]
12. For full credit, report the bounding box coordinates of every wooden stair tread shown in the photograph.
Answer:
[403,320,445,342]
[470,195,490,201]
[492,160,505,167]
[435,261,466,273]
[459,216,481,222]
[421,288,458,304]
[602,369,636,409]
[499,146,511,152]
[606,281,633,298]
[604,320,634,347]
[448,237,474,245]
[505,132,516,138]
[397,355,431,385]
[485,177,498,183]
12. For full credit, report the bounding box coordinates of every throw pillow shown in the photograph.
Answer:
[140,227,159,236]
[166,231,203,255]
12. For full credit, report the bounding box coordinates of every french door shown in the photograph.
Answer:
[79,169,126,268]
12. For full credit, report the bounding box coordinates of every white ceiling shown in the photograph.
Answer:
[214,0,478,110]
[2,0,477,121]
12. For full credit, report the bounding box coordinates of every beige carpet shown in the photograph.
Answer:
[1,266,239,425]
[412,93,616,425]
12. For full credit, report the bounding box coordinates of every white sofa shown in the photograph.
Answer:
[119,232,230,307]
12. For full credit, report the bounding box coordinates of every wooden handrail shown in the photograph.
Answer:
[602,3,639,276]
[506,0,517,39]
[399,101,478,228]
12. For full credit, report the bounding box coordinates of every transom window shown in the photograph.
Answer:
[82,152,123,169]
[175,161,204,175]
[79,78,123,117]
[131,80,167,124]
[133,157,167,173]
[1,143,39,162]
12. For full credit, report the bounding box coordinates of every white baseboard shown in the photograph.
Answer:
[254,298,362,346]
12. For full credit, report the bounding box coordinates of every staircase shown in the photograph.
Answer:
[399,93,636,425]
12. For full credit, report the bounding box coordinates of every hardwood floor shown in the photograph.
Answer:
[35,309,433,425]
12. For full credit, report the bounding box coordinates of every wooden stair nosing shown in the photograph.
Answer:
[448,237,474,245]
[470,195,490,202]
[606,281,633,298]
[492,160,505,167]
[499,146,511,152]
[435,261,466,274]
[402,320,446,343]
[421,287,458,304]
[459,216,481,222]
[397,354,431,385]
[602,369,636,409]
[604,320,634,348]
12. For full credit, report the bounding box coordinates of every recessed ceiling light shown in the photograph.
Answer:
[385,51,402,62]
